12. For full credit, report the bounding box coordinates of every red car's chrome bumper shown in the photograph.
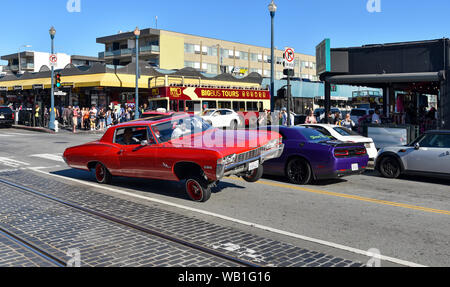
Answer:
[217,144,284,179]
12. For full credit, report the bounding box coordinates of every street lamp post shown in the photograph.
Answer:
[134,27,141,120]
[18,45,32,74]
[49,26,56,130]
[268,0,277,112]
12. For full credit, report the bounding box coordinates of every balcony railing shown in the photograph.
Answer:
[6,64,34,71]
[99,45,160,59]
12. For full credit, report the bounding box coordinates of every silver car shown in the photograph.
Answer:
[376,130,450,179]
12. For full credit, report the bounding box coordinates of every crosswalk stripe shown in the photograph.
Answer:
[30,154,65,163]
[0,157,31,168]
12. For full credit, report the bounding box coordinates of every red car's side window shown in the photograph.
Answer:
[114,126,155,146]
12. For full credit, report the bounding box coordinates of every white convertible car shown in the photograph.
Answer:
[301,124,378,160]
[201,109,241,129]
[376,130,450,179]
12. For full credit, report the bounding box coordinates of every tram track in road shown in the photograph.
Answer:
[0,178,262,267]
[0,226,66,267]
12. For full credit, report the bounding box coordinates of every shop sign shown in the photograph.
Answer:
[32,84,44,90]
[14,86,23,91]
[316,39,331,75]
[0,86,8,92]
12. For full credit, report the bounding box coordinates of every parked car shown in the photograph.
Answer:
[263,126,369,185]
[63,114,284,202]
[201,109,241,129]
[301,124,378,160]
[0,106,14,128]
[314,108,341,123]
[376,130,450,179]
[350,108,374,127]
[140,110,176,120]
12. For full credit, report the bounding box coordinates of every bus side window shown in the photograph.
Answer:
[233,101,245,112]
[186,101,201,113]
[246,102,258,111]
[170,100,178,112]
[179,100,185,112]
[219,101,231,109]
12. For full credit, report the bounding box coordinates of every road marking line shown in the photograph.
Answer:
[230,177,450,216]
[28,167,426,267]
[30,154,65,163]
[0,157,31,168]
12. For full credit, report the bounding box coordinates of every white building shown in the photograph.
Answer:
[1,51,72,74]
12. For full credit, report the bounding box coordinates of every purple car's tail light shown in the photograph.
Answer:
[334,150,349,157]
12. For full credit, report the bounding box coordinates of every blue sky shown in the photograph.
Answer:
[1,0,449,65]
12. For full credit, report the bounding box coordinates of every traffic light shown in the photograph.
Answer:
[277,88,287,99]
[55,74,62,89]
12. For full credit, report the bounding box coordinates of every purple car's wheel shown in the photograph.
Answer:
[95,163,112,184]
[286,158,312,185]
[185,176,211,202]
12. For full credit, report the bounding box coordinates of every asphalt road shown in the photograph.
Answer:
[1,127,449,267]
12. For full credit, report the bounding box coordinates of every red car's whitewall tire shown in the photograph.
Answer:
[242,165,264,183]
[185,177,211,202]
[95,163,112,184]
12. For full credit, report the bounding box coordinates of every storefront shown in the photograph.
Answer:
[318,38,449,131]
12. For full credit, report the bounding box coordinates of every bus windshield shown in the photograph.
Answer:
[148,100,168,111]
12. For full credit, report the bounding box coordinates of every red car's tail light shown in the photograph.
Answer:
[334,150,349,157]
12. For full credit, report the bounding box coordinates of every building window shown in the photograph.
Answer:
[184,43,195,54]
[206,63,218,74]
[207,46,218,56]
[241,52,249,60]
[250,53,258,62]
[185,61,195,68]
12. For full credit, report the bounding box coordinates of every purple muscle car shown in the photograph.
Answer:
[263,126,369,184]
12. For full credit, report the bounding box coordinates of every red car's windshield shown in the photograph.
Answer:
[152,116,213,143]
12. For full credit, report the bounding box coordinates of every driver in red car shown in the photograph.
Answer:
[118,128,138,145]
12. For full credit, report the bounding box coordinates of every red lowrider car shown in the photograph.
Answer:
[63,114,284,202]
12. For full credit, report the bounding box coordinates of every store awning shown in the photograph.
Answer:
[324,71,445,85]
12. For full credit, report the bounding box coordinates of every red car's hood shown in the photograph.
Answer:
[165,129,281,157]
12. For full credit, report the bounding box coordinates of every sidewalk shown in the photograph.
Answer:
[12,125,55,134]
[11,125,105,135]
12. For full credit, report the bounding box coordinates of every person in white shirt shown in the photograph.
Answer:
[372,109,381,124]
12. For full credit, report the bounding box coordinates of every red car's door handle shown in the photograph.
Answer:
[118,150,124,155]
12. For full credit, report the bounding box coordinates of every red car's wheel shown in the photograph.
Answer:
[242,165,264,183]
[185,176,211,202]
[95,163,112,184]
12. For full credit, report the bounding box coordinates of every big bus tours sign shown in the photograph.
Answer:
[152,87,271,101]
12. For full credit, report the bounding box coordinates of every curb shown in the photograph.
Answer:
[12,125,56,134]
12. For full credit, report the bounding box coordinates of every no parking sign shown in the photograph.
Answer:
[49,54,58,67]
[283,47,295,70]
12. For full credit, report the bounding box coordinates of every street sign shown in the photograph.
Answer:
[49,54,58,67]
[283,47,295,70]
[316,39,331,75]
[54,91,67,96]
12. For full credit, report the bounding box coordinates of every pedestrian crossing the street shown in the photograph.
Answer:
[30,154,65,163]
